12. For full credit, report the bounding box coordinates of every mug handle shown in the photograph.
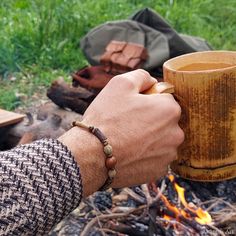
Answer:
[144,81,175,94]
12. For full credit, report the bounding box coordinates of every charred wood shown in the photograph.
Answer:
[107,222,147,236]
[47,77,95,114]
[161,208,203,233]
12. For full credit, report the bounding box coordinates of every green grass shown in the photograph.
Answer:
[0,0,235,110]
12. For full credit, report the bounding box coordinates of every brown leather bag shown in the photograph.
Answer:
[72,41,148,92]
[100,40,148,74]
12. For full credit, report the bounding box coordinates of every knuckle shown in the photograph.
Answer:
[109,75,120,85]
[135,69,150,78]
[110,74,136,90]
[124,78,136,90]
[109,69,151,91]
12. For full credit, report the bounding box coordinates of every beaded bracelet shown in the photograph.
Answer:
[72,121,117,191]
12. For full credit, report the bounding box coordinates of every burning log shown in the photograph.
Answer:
[161,208,204,232]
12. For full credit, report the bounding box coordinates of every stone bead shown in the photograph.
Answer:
[103,144,113,157]
[105,156,117,169]
[108,169,117,179]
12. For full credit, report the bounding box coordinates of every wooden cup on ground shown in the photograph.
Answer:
[163,51,236,181]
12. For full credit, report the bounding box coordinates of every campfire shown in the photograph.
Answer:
[156,174,212,226]
[50,170,236,236]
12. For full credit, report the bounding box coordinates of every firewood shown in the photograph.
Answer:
[47,77,95,114]
[108,222,148,236]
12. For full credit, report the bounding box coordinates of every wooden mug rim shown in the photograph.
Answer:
[163,50,236,73]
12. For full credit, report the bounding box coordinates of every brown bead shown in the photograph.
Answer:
[108,169,117,179]
[103,144,113,157]
[105,156,117,169]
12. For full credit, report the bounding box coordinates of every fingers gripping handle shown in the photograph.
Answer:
[144,82,175,94]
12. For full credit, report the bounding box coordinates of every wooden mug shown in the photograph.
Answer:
[160,51,236,181]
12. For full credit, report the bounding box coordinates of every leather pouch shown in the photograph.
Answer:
[100,40,148,74]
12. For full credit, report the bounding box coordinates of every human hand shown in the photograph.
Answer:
[82,69,184,188]
[59,69,184,196]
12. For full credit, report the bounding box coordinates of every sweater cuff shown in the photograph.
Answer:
[0,138,83,234]
[26,138,84,215]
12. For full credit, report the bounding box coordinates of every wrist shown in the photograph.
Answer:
[58,127,107,197]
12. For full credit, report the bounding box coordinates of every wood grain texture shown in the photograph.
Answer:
[0,109,25,128]
[163,51,236,181]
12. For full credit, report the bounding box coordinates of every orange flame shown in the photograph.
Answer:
[167,174,212,225]
[163,214,172,221]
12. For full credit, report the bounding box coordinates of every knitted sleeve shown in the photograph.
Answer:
[0,138,83,236]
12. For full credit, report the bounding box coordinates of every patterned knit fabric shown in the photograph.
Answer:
[0,139,83,236]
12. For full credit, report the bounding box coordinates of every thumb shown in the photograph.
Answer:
[120,69,157,93]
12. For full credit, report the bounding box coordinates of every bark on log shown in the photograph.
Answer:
[47,77,95,114]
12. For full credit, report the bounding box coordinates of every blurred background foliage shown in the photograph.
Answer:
[0,0,235,109]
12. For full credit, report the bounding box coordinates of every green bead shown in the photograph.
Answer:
[104,144,113,156]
